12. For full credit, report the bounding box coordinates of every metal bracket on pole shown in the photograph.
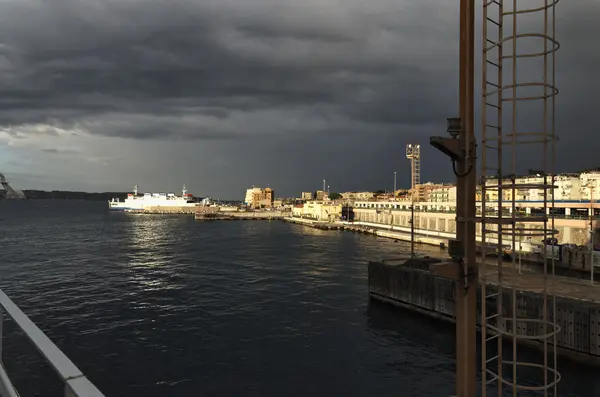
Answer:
[430,117,465,159]
[431,114,478,397]
[430,136,464,163]
[431,239,477,294]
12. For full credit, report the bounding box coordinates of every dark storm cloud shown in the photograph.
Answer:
[0,0,598,195]
[0,0,461,141]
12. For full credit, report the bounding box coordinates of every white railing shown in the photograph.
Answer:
[0,289,104,397]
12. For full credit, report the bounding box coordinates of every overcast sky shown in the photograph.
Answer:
[0,0,598,198]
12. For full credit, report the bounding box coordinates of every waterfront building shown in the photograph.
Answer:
[352,172,600,247]
[409,182,447,202]
[314,190,327,200]
[263,187,274,203]
[341,191,376,201]
[580,172,600,201]
[244,186,275,209]
[394,189,411,199]
[292,201,342,222]
[291,204,304,217]
[301,192,313,200]
[428,185,456,203]
[244,187,261,206]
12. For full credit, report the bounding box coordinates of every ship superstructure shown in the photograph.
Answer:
[109,185,196,211]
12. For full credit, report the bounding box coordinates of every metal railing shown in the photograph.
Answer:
[0,289,104,397]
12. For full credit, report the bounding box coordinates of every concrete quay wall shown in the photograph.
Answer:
[368,260,600,363]
[220,211,286,219]
[196,210,287,220]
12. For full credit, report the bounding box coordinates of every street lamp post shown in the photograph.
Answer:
[394,171,397,200]
[519,240,523,275]
[590,181,596,285]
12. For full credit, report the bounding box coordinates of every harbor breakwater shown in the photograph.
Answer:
[368,258,600,364]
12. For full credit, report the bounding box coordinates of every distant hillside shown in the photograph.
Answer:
[0,190,128,201]
[0,190,240,202]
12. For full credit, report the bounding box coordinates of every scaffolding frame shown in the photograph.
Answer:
[480,0,561,395]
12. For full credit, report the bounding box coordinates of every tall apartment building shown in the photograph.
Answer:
[428,185,456,203]
[314,190,327,200]
[580,172,600,201]
[244,186,275,209]
[263,188,274,204]
[409,182,447,202]
[456,173,590,203]
[301,192,313,200]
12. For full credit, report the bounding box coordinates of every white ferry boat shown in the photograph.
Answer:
[108,185,197,211]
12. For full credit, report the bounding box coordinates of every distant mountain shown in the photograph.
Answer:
[0,190,244,202]
[0,190,243,202]
[0,190,128,201]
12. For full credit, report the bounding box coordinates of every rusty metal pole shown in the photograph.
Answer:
[428,0,476,394]
[456,0,477,395]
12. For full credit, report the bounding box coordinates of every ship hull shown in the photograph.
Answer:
[108,201,197,211]
[108,202,142,211]
[108,206,139,211]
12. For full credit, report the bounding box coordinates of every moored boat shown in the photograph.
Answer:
[108,185,197,211]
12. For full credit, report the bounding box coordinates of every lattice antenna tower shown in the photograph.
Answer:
[405,144,420,258]
[480,0,560,396]
[405,144,421,190]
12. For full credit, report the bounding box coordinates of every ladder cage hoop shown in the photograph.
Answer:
[480,0,560,395]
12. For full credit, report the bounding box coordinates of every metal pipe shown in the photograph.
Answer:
[410,201,415,258]
[0,290,104,396]
[0,364,18,397]
[455,0,477,395]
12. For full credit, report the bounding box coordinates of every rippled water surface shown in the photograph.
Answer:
[0,201,597,396]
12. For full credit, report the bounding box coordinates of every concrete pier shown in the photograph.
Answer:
[196,209,286,220]
[368,258,600,364]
